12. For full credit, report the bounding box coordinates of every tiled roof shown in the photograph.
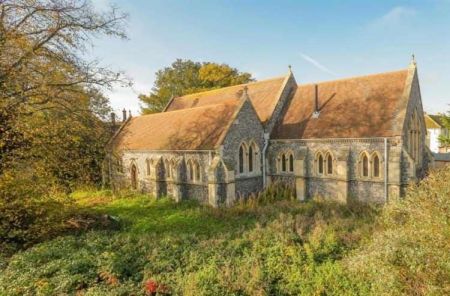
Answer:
[272,69,410,139]
[166,76,287,124]
[112,100,239,151]
[426,114,445,128]
[425,115,442,129]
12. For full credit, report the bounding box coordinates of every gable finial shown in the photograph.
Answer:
[410,53,417,67]
[241,86,250,100]
[288,64,292,73]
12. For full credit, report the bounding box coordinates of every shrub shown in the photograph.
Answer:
[346,166,450,295]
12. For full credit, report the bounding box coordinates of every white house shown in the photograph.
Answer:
[425,114,449,153]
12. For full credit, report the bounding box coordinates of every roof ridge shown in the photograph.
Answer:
[297,68,408,87]
[135,99,239,119]
[175,75,286,100]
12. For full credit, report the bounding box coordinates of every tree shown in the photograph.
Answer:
[438,110,450,148]
[0,0,128,179]
[0,0,128,251]
[139,59,253,114]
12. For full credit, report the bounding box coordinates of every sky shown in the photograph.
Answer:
[90,0,450,115]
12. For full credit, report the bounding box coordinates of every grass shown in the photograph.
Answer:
[0,192,379,295]
[1,168,449,295]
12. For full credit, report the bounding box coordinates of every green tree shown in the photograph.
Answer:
[438,110,450,148]
[139,59,253,114]
[0,0,128,252]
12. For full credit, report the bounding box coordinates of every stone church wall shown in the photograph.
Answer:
[220,99,265,198]
[268,138,401,203]
[109,150,214,203]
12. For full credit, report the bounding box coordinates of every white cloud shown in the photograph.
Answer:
[370,6,417,28]
[299,52,337,76]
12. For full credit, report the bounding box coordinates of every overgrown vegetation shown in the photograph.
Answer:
[2,168,448,295]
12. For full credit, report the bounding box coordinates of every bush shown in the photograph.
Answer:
[0,171,117,257]
[346,166,450,295]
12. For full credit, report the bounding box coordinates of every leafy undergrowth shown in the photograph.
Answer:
[1,168,449,295]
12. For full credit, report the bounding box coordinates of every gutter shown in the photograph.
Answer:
[262,132,270,187]
[384,137,388,203]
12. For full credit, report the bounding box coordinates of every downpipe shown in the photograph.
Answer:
[384,137,388,203]
[262,133,270,187]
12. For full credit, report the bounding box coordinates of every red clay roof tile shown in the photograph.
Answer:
[272,69,409,139]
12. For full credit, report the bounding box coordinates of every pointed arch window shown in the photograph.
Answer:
[131,164,137,189]
[146,159,151,176]
[248,145,254,172]
[282,154,287,172]
[195,161,201,181]
[188,160,194,181]
[318,154,324,175]
[239,144,245,174]
[372,154,380,178]
[289,154,294,172]
[327,154,333,175]
[164,159,171,179]
[362,154,369,177]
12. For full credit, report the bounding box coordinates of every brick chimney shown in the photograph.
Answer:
[312,84,320,118]
[110,112,116,126]
[122,108,127,122]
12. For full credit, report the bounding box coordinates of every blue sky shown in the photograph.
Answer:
[91,0,450,115]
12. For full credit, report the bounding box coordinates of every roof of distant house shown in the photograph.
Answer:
[425,114,445,129]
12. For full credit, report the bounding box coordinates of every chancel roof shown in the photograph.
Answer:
[272,69,411,139]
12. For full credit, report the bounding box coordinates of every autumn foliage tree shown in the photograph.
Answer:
[0,0,128,251]
[139,59,253,114]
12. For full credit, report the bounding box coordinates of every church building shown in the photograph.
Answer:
[104,58,431,206]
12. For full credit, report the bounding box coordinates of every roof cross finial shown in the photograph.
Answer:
[241,86,250,100]
[410,53,417,67]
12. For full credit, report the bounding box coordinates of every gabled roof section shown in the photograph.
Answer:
[426,114,444,129]
[165,76,287,124]
[272,69,410,139]
[111,100,240,151]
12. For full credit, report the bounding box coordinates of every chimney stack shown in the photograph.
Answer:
[122,108,127,122]
[312,84,320,118]
[111,112,116,126]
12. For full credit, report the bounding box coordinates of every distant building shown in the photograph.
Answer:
[104,58,432,206]
[425,114,450,153]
